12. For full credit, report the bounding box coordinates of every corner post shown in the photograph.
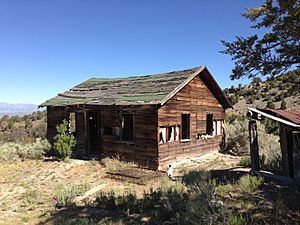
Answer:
[249,119,260,171]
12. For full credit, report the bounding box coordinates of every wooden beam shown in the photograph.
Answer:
[249,120,260,171]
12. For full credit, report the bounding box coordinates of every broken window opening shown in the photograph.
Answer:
[206,114,213,135]
[159,126,180,144]
[68,112,76,133]
[122,114,134,142]
[181,114,190,140]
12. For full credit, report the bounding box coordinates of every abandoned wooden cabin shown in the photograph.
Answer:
[248,108,300,179]
[41,66,232,170]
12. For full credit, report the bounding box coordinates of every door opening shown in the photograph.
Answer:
[87,111,100,155]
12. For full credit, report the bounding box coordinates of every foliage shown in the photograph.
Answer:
[223,118,282,173]
[262,118,279,135]
[22,189,43,210]
[53,119,76,160]
[101,156,137,171]
[0,139,51,161]
[228,95,239,105]
[239,156,251,168]
[216,175,264,197]
[95,171,226,225]
[280,99,287,109]
[266,100,275,109]
[230,214,247,225]
[221,0,300,80]
[237,175,264,195]
[222,119,249,155]
[0,111,47,143]
[54,182,91,208]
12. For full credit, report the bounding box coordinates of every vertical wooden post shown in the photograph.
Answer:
[249,119,260,171]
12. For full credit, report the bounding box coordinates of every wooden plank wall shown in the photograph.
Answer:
[158,75,225,169]
[100,105,159,169]
[46,106,86,156]
[46,106,67,143]
[47,105,159,168]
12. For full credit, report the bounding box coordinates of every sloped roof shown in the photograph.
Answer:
[248,107,300,128]
[259,108,300,125]
[40,66,232,108]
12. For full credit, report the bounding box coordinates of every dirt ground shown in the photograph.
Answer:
[1,152,299,224]
[0,152,240,225]
[0,159,159,225]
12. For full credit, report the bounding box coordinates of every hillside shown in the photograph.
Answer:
[224,69,300,115]
[0,111,46,143]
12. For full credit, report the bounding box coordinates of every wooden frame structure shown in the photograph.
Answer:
[41,66,231,170]
[247,107,300,178]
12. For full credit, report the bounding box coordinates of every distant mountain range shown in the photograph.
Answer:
[0,102,40,117]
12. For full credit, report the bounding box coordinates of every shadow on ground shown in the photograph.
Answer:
[38,168,300,225]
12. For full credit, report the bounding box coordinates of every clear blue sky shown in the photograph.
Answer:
[0,0,263,104]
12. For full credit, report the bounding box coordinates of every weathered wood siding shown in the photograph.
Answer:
[158,75,225,169]
[46,106,86,156]
[100,105,159,169]
[46,105,159,168]
[280,124,300,178]
[46,106,67,143]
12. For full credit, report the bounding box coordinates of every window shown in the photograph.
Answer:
[181,114,190,140]
[206,114,213,135]
[122,114,134,141]
[159,126,180,144]
[68,112,76,133]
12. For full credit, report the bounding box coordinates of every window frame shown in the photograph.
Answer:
[181,113,190,141]
[67,112,76,134]
[121,113,134,143]
[159,125,180,144]
[206,113,214,135]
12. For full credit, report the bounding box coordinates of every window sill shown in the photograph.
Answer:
[198,135,214,140]
[180,139,191,143]
[159,140,181,145]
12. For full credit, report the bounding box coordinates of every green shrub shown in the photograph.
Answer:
[54,119,76,160]
[54,182,91,208]
[223,119,281,165]
[280,99,287,109]
[222,120,249,155]
[0,139,51,161]
[94,170,226,224]
[22,189,43,210]
[237,175,264,195]
[239,157,251,168]
[260,153,282,174]
[215,183,234,197]
[266,101,275,109]
[228,95,239,105]
[230,214,246,225]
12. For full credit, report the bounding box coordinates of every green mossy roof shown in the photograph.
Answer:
[41,97,96,106]
[40,67,200,106]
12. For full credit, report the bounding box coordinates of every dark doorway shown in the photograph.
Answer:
[87,111,100,155]
[293,131,300,178]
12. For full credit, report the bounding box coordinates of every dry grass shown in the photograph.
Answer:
[0,159,157,225]
[1,153,299,224]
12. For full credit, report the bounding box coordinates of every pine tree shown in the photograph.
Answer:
[54,119,76,160]
[221,0,300,80]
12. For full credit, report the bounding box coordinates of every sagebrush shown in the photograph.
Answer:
[0,139,51,161]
